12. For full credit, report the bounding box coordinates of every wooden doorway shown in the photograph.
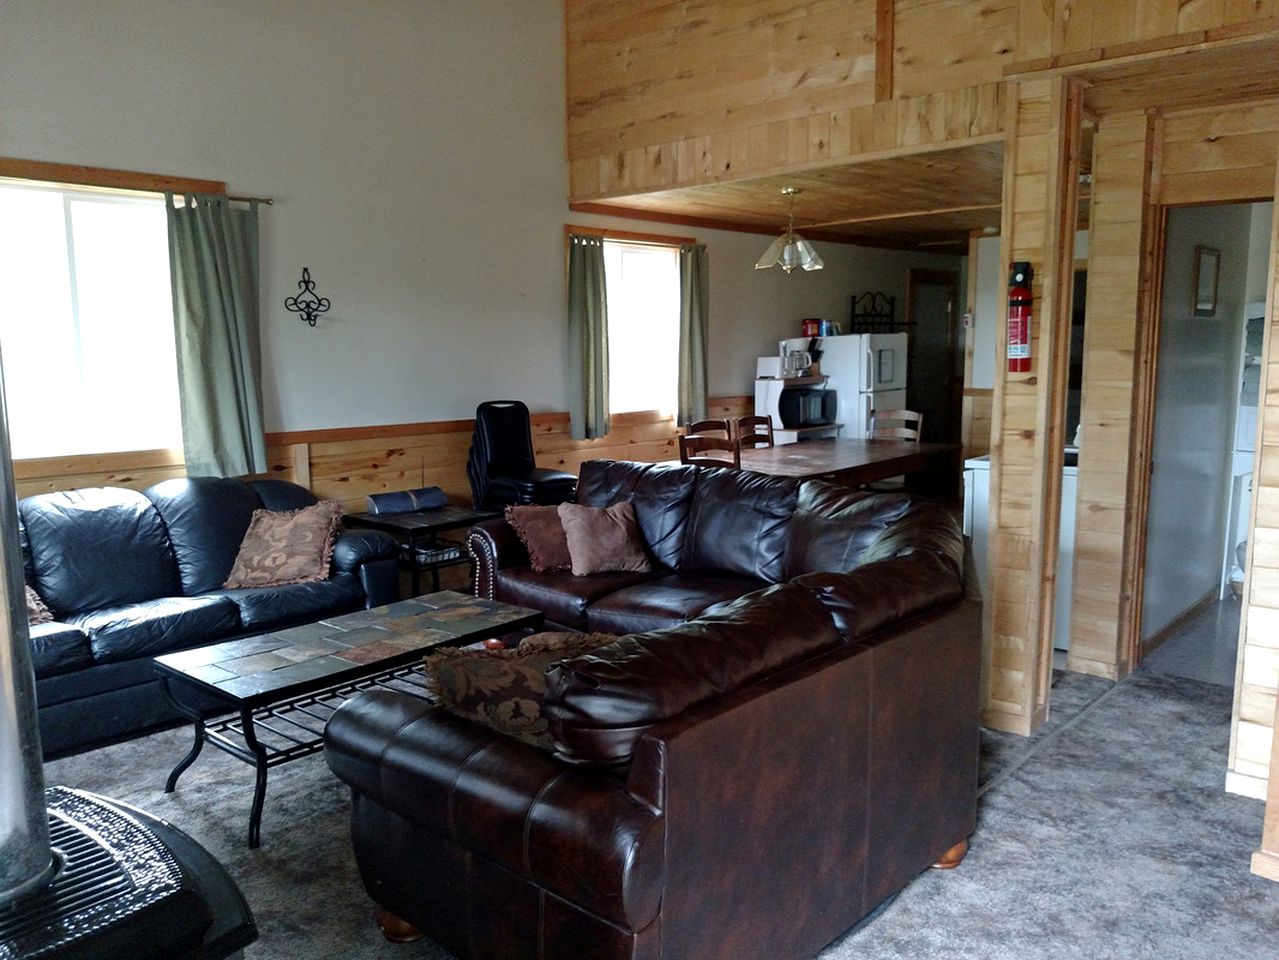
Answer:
[905,269,962,444]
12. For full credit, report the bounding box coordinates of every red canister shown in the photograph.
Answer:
[801,318,821,337]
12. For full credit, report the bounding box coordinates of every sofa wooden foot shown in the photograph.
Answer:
[931,839,968,870]
[375,908,424,943]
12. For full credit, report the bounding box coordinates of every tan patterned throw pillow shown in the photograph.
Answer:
[424,632,618,749]
[25,584,53,624]
[223,500,344,588]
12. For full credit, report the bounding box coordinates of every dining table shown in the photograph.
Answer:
[677,437,961,492]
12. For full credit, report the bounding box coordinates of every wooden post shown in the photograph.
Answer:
[983,76,1082,734]
[1254,681,1279,881]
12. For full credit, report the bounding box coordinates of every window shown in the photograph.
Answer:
[0,183,181,459]
[602,240,680,415]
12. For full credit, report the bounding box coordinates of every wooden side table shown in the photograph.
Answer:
[344,505,500,595]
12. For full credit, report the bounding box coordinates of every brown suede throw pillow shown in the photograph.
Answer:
[25,584,53,625]
[557,501,652,576]
[423,631,618,749]
[505,504,571,572]
[223,500,343,588]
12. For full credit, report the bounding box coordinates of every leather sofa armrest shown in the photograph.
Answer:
[332,529,399,573]
[325,690,663,929]
[466,518,529,599]
[332,529,400,608]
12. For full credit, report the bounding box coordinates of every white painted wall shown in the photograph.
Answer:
[1142,203,1253,640]
[0,0,959,433]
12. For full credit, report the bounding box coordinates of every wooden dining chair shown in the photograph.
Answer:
[865,408,923,491]
[868,408,924,442]
[687,418,732,438]
[734,415,775,449]
[679,433,741,468]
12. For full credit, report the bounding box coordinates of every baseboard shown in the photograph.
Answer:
[1251,849,1279,882]
[1225,770,1269,801]
[1140,587,1218,657]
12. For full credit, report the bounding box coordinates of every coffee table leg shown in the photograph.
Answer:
[240,706,269,850]
[161,678,207,793]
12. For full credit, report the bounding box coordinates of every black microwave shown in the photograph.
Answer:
[778,388,836,429]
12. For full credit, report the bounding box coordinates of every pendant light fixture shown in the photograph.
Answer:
[754,186,824,273]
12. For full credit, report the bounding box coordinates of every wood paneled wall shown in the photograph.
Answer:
[13,399,754,512]
[1066,110,1154,681]
[1241,167,1279,874]
[1013,0,1279,66]
[564,0,1006,200]
[983,77,1081,734]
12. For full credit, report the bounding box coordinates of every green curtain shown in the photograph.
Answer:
[165,192,267,477]
[678,243,709,426]
[567,234,610,440]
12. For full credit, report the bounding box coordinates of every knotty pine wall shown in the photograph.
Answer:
[564,0,1007,201]
[13,399,753,512]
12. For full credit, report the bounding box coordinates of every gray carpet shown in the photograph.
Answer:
[43,669,1279,959]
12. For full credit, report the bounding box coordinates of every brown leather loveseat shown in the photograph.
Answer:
[324,459,981,960]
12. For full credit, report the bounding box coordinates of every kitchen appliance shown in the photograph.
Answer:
[802,332,908,439]
[778,387,836,428]
[756,356,784,378]
[783,349,812,377]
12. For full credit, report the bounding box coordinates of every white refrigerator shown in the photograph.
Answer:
[782,333,908,439]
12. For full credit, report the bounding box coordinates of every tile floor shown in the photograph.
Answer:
[1140,597,1242,687]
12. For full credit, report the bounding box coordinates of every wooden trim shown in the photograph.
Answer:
[1140,587,1217,655]
[265,419,476,445]
[12,448,184,481]
[1005,20,1279,81]
[874,0,894,103]
[565,224,696,246]
[568,201,963,253]
[0,157,224,195]
[1117,115,1164,674]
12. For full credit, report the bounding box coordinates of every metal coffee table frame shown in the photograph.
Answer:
[155,594,542,849]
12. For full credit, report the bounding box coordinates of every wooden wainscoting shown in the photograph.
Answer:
[14,397,754,512]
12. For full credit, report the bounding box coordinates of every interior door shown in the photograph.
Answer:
[905,269,961,443]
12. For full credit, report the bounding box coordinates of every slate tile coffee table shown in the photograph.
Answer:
[154,591,542,848]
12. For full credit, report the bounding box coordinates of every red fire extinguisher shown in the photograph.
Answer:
[1007,261,1033,373]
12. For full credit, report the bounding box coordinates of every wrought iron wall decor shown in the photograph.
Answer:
[848,291,902,333]
[285,267,330,327]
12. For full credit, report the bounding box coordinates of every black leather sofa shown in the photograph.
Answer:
[327,463,981,959]
[23,476,400,758]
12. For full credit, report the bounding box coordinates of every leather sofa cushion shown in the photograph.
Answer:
[793,552,963,643]
[585,572,766,635]
[209,573,364,632]
[681,468,798,582]
[146,477,265,596]
[72,595,242,664]
[493,568,659,631]
[30,622,93,678]
[544,581,841,766]
[21,487,182,618]
[577,460,697,570]
[784,487,914,578]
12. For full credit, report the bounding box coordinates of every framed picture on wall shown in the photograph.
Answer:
[1193,245,1220,317]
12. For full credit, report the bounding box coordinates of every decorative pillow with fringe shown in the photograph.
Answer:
[224,500,344,588]
[424,631,618,749]
[25,584,53,625]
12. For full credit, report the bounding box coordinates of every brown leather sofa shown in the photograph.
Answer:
[324,460,981,960]
[467,458,964,634]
